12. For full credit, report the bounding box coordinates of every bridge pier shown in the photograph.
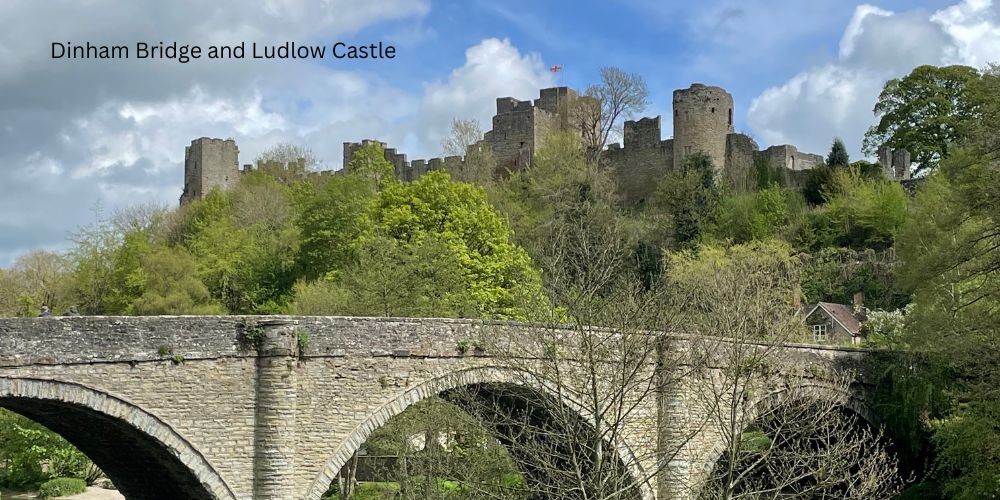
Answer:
[252,319,300,499]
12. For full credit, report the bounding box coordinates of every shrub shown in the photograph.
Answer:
[37,477,86,498]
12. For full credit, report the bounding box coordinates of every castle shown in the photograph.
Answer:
[179,83,910,206]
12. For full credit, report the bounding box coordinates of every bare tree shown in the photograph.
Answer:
[454,155,698,498]
[254,142,322,185]
[254,142,320,168]
[574,67,649,166]
[665,242,902,499]
[441,118,496,185]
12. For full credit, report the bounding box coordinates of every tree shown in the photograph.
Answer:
[368,171,544,319]
[124,245,225,315]
[654,152,718,249]
[4,250,73,316]
[347,141,396,191]
[576,67,649,165]
[254,142,320,168]
[458,193,684,499]
[355,397,525,500]
[441,118,496,185]
[798,168,908,251]
[827,137,850,167]
[709,186,806,245]
[664,241,902,498]
[896,147,1000,497]
[863,65,981,174]
[288,235,475,318]
[294,174,376,281]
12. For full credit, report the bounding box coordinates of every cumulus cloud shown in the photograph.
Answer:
[748,0,1000,157]
[0,0,556,266]
[417,38,555,155]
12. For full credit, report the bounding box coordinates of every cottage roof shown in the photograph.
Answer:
[805,302,863,336]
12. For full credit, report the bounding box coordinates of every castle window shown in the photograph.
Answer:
[728,108,733,126]
[812,324,828,343]
[711,107,715,113]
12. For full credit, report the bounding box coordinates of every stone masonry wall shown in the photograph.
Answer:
[672,84,734,176]
[0,317,876,500]
[605,117,675,206]
[180,138,240,206]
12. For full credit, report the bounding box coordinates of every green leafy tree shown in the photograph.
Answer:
[802,164,835,205]
[863,65,981,173]
[654,152,718,249]
[289,235,475,318]
[826,137,850,167]
[710,186,806,244]
[797,168,907,251]
[368,171,544,319]
[347,141,396,191]
[295,174,376,281]
[896,147,1000,497]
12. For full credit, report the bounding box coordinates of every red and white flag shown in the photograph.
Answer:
[550,65,563,72]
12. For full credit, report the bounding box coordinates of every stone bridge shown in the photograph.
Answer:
[0,316,874,500]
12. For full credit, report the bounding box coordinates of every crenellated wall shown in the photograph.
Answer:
[178,84,879,208]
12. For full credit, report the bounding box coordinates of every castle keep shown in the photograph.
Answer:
[180,83,903,206]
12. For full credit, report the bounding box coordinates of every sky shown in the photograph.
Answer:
[1,0,999,266]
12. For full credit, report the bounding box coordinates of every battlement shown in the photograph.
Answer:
[180,137,239,206]
[180,83,835,208]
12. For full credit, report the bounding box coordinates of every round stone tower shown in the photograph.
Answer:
[672,83,734,173]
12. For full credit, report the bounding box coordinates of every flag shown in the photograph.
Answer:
[550,65,562,72]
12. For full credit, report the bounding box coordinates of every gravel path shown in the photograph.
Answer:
[2,486,123,499]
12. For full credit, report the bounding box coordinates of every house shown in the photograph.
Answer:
[803,292,868,345]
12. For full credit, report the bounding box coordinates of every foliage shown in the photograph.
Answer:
[709,186,806,244]
[826,137,850,167]
[0,250,72,317]
[578,67,649,165]
[895,146,1000,496]
[254,142,321,169]
[37,477,87,498]
[440,118,496,186]
[863,64,981,173]
[654,152,718,249]
[797,168,907,251]
[799,247,906,311]
[357,397,525,500]
[295,174,377,280]
[751,154,786,190]
[802,164,834,206]
[367,171,544,319]
[0,410,97,489]
[862,304,912,348]
[347,141,396,191]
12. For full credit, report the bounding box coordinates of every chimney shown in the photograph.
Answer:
[853,291,865,314]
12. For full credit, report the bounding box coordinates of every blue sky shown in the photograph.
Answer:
[1,0,998,266]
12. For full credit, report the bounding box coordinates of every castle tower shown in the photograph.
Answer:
[672,83,734,174]
[180,137,239,205]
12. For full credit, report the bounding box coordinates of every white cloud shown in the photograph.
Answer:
[748,0,1000,158]
[0,0,432,265]
[417,38,555,156]
[0,0,553,267]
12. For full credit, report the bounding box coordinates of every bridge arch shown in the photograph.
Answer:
[304,366,654,500]
[697,379,882,494]
[0,377,237,500]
